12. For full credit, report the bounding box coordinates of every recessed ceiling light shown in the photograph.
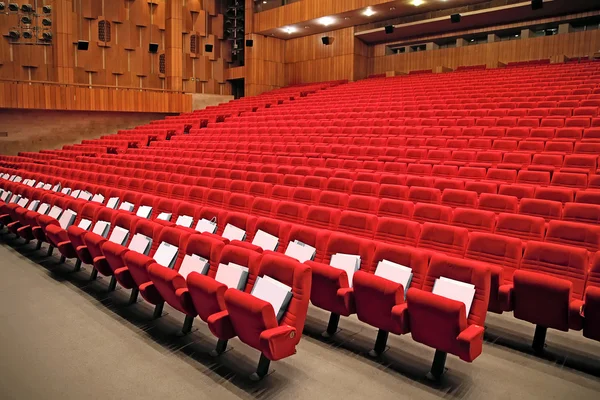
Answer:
[515,34,519,37]
[283,26,297,34]
[363,7,376,17]
[411,0,425,6]
[318,16,335,26]
[344,17,350,20]
[390,7,396,11]
[262,1,267,4]
[304,26,310,29]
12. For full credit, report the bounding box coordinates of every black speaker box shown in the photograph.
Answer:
[451,14,461,23]
[149,43,159,53]
[385,25,394,34]
[205,44,213,53]
[321,36,330,45]
[532,0,543,10]
[245,39,253,47]
[77,40,89,51]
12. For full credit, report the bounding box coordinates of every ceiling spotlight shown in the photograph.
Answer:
[42,5,51,13]
[411,0,424,6]
[515,34,520,37]
[8,3,18,11]
[304,26,310,29]
[42,31,52,41]
[363,7,375,17]
[262,0,267,3]
[283,26,296,34]
[42,18,51,26]
[21,4,33,12]
[390,7,396,11]
[21,15,32,24]
[344,17,350,20]
[8,29,19,39]
[22,30,33,39]
[318,16,335,26]
[0,3,5,11]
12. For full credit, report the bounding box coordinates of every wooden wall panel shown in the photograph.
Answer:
[245,33,285,97]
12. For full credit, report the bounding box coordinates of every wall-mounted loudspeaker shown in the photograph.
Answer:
[205,44,213,53]
[246,39,253,47]
[149,43,159,53]
[451,14,461,23]
[321,36,331,45]
[532,0,543,10]
[385,25,394,34]
[77,40,89,51]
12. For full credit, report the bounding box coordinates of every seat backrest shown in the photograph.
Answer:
[347,195,379,213]
[521,241,588,301]
[466,232,522,284]
[318,190,349,208]
[441,189,478,208]
[420,254,491,326]
[534,187,574,203]
[478,193,518,213]
[413,203,452,224]
[275,201,308,224]
[323,232,376,272]
[545,220,600,252]
[306,205,341,230]
[337,210,377,239]
[451,208,496,232]
[215,244,263,291]
[286,224,330,263]
[184,234,225,277]
[252,217,291,250]
[418,222,469,256]
[495,213,545,241]
[371,243,429,290]
[377,198,414,219]
[374,217,421,247]
[562,203,600,225]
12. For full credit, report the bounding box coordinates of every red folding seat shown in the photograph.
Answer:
[551,172,587,189]
[462,127,483,137]
[270,185,292,201]
[376,198,414,219]
[441,189,478,208]
[383,162,407,174]
[318,190,349,208]
[495,213,545,241]
[408,186,441,204]
[413,203,452,224]
[545,220,600,252]
[247,217,291,252]
[337,210,377,239]
[576,190,600,204]
[218,211,257,242]
[574,142,600,155]
[583,254,600,342]
[492,140,517,151]
[555,127,583,140]
[562,154,598,174]
[274,201,307,225]
[472,151,502,168]
[468,138,492,150]
[406,176,434,188]
[483,127,506,137]
[464,181,498,195]
[373,217,420,246]
[251,198,277,218]
[548,108,571,118]
[573,107,598,117]
[485,168,517,183]
[350,181,379,196]
[406,164,432,176]
[466,232,522,313]
[498,184,535,200]
[562,203,600,225]
[534,186,574,203]
[404,255,490,377]
[304,175,327,189]
[434,178,464,191]
[446,139,469,149]
[248,182,273,197]
[451,208,495,232]
[518,118,540,128]
[432,165,458,178]
[347,195,379,214]
[304,232,375,336]
[495,119,516,128]
[147,234,225,333]
[545,141,573,153]
[282,174,304,187]
[478,193,518,214]
[516,170,550,185]
[205,189,230,209]
[503,242,587,352]
[291,187,319,205]
[353,244,429,356]
[518,141,545,152]
[306,205,341,230]
[565,117,591,128]
[530,154,563,172]
[417,222,469,257]
[379,174,407,186]
[457,167,486,180]
[332,170,357,180]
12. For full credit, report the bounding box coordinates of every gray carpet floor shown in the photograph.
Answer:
[0,234,599,400]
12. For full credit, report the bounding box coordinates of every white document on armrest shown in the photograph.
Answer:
[61,187,72,195]
[108,226,129,245]
[35,182,45,189]
[71,189,81,198]
[222,223,246,242]
[119,201,134,212]
[13,176,22,183]
[214,262,249,290]
[48,206,63,219]
[58,209,77,229]
[8,175,16,181]
[25,180,35,187]
[37,203,50,215]
[92,221,111,237]
[284,240,316,263]
[154,242,179,268]
[175,215,194,228]
[28,200,40,211]
[9,194,20,203]
[0,191,10,202]
[157,212,172,222]
[195,218,217,234]
[91,193,105,204]
[127,233,151,255]
[252,230,279,251]
[178,254,209,279]
[330,253,361,288]
[43,183,52,190]
[51,183,61,192]
[375,260,413,297]
[432,277,476,315]
[78,191,92,201]
[17,197,29,207]
[78,218,92,230]
[136,205,153,219]
[251,275,293,321]
[106,197,120,209]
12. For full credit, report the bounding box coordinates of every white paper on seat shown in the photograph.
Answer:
[251,275,293,321]
[37,203,50,215]
[27,200,40,211]
[35,182,45,189]
[136,205,153,219]
[58,209,77,229]
[375,260,413,299]
[61,187,72,195]
[214,262,249,290]
[222,223,246,242]
[128,233,152,255]
[178,254,209,279]
[432,277,476,315]
[175,215,194,228]
[43,183,52,190]
[48,206,63,219]
[17,197,29,207]
[0,191,10,202]
[106,197,120,209]
[71,189,81,198]
[92,221,111,237]
[119,201,134,212]
[91,193,105,204]
[78,218,92,230]
[330,253,361,288]
[284,240,316,263]
[13,176,22,183]
[78,191,92,201]
[51,183,61,192]
[1,173,9,179]
[195,218,217,234]
[25,180,35,187]
[251,230,279,251]
[21,179,30,186]
[108,226,129,245]
[8,175,16,181]
[154,242,179,269]
[157,212,172,221]
[9,194,20,203]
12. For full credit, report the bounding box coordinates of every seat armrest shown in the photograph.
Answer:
[260,325,298,361]
[406,288,468,341]
[498,284,514,311]
[186,272,228,322]
[390,303,410,334]
[207,310,237,340]
[456,324,485,362]
[569,299,585,331]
